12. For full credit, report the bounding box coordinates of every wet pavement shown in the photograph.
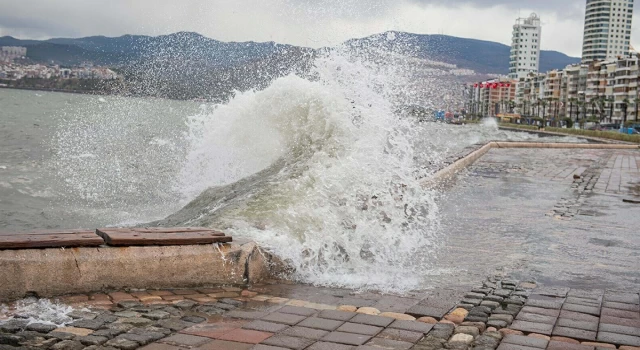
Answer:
[431,148,640,291]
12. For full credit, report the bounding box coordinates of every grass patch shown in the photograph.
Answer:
[499,123,640,144]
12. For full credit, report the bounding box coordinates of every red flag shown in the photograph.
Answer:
[474,83,478,87]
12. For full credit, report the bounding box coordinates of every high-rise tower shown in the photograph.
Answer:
[581,0,634,62]
[509,13,542,79]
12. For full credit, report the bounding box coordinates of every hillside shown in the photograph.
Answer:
[1,31,579,74]
[344,32,580,74]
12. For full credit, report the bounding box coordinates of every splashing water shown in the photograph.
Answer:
[154,47,447,292]
[482,117,499,129]
[0,298,74,326]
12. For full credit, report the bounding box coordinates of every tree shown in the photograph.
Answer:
[622,98,630,125]
[568,98,577,122]
[541,99,548,126]
[634,98,640,122]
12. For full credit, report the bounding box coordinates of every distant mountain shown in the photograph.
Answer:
[344,31,580,75]
[1,31,580,75]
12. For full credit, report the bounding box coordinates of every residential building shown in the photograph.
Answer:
[469,78,518,117]
[509,13,542,79]
[581,0,634,62]
[0,46,27,62]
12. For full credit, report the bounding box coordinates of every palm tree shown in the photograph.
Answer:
[541,99,548,127]
[634,98,640,122]
[568,98,577,122]
[622,98,630,125]
[576,100,584,128]
[607,97,614,123]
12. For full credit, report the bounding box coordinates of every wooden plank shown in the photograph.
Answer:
[96,227,224,235]
[0,230,104,249]
[96,228,231,246]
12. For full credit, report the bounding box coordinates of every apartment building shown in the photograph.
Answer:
[582,0,634,62]
[509,13,542,79]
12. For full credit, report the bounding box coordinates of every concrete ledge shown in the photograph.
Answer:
[499,126,638,145]
[422,141,639,187]
[0,241,278,301]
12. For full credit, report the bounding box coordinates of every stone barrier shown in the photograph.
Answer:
[0,240,278,301]
[422,141,639,187]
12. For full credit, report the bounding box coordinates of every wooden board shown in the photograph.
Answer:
[96,227,232,246]
[0,230,104,249]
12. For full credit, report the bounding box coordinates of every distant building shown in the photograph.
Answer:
[0,46,27,62]
[508,13,542,79]
[581,0,634,62]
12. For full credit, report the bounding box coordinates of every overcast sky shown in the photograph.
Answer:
[1,0,639,57]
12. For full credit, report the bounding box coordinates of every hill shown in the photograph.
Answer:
[1,31,579,75]
[344,31,580,75]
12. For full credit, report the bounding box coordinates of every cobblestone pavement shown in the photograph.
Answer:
[1,278,639,350]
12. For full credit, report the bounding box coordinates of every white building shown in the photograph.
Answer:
[581,0,634,62]
[509,13,542,79]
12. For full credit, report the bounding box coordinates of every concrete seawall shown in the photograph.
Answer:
[0,240,278,301]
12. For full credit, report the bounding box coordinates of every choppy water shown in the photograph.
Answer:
[0,48,582,292]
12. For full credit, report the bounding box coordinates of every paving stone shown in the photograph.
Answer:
[472,288,492,295]
[601,308,640,320]
[225,310,269,320]
[494,290,513,298]
[604,294,640,305]
[427,328,454,340]
[473,334,501,348]
[26,323,57,333]
[520,306,560,317]
[580,342,616,349]
[560,311,600,323]
[387,320,433,334]
[406,305,448,319]
[50,340,85,350]
[597,332,640,347]
[348,314,394,328]
[487,320,509,329]
[455,326,480,337]
[490,314,514,323]
[198,339,253,350]
[376,329,423,343]
[215,328,273,344]
[485,295,505,303]
[547,340,595,350]
[566,297,601,307]
[466,316,489,323]
[181,316,206,324]
[515,313,556,324]
[155,319,193,331]
[465,293,486,300]
[480,301,501,310]
[567,290,604,300]
[603,302,640,312]
[263,335,316,349]
[104,338,139,350]
[502,334,547,349]
[116,300,142,309]
[173,300,197,310]
[306,341,354,350]
[563,304,601,316]
[462,299,482,307]
[282,327,330,340]
[105,323,136,333]
[53,327,95,337]
[158,333,212,347]
[600,316,640,328]
[261,313,307,326]
[496,344,542,350]
[321,332,371,346]
[525,299,563,310]
[298,318,344,331]
[557,318,598,331]
[550,336,580,344]
[68,319,105,330]
[277,306,317,317]
[243,320,290,333]
[336,323,382,336]
[76,335,109,346]
[599,323,640,336]
[318,310,358,322]
[252,345,289,350]
[552,326,596,341]
[536,288,570,298]
[47,332,77,341]
[366,337,414,349]
[509,321,553,335]
[0,334,22,347]
[145,311,171,320]
[449,333,474,345]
